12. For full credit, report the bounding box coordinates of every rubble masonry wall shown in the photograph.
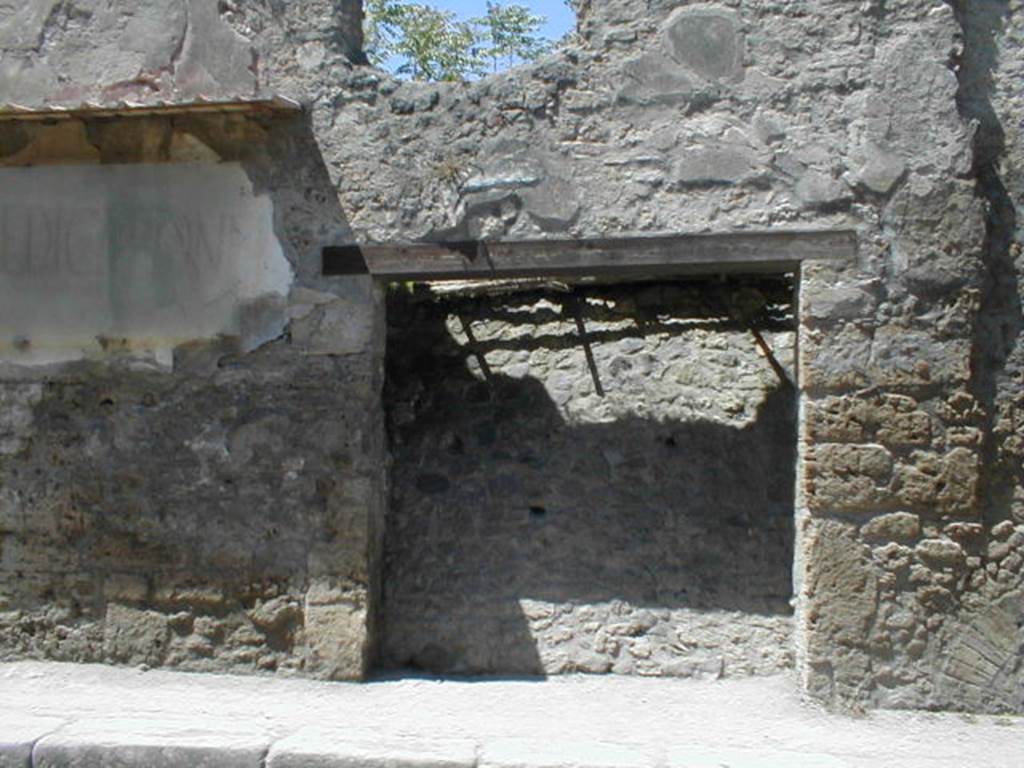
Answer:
[0,0,1021,711]
[383,278,796,678]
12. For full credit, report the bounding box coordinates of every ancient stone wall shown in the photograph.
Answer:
[315,0,1022,712]
[382,278,796,677]
[0,0,362,106]
[0,0,1021,713]
[791,0,1023,714]
[359,0,1019,711]
[925,0,1024,713]
[0,2,386,680]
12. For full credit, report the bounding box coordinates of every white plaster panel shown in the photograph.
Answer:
[0,163,292,365]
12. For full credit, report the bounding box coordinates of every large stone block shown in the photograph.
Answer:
[289,282,380,357]
[0,715,66,768]
[267,728,477,768]
[662,7,744,82]
[804,443,894,514]
[617,53,695,105]
[892,448,980,517]
[800,323,972,392]
[861,513,921,544]
[32,718,270,768]
[174,0,256,99]
[671,145,761,187]
[804,394,931,448]
[799,520,878,696]
[103,604,171,667]
[302,582,369,680]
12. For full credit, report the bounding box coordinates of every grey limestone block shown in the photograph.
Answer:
[267,727,478,768]
[664,745,851,768]
[32,719,272,768]
[0,715,66,768]
[479,738,655,768]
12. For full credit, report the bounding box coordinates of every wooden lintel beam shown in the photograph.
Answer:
[322,229,857,281]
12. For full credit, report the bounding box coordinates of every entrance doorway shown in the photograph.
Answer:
[379,274,797,677]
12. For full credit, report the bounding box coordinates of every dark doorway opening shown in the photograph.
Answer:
[379,274,797,678]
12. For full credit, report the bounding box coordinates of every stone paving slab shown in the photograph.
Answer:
[664,745,850,768]
[267,728,478,768]
[0,716,67,768]
[30,719,272,768]
[479,738,654,768]
[2,662,1023,768]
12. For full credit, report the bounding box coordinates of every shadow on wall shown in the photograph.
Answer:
[953,0,1023,524]
[380,278,797,678]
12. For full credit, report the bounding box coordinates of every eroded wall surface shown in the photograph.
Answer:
[927,0,1024,713]
[0,2,386,680]
[313,0,1021,711]
[383,279,795,677]
[0,0,1022,712]
[0,0,362,105]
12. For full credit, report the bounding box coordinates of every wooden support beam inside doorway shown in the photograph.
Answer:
[322,229,857,280]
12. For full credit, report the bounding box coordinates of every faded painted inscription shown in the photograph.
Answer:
[0,206,239,278]
[0,163,291,364]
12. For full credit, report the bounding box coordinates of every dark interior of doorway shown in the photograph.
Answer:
[378,274,797,679]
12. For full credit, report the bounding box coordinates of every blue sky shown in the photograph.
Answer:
[427,0,576,42]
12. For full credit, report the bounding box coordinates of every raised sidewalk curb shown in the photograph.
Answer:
[2,662,1022,768]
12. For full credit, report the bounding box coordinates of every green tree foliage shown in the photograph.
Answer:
[364,0,552,81]
[364,0,479,81]
[474,2,550,72]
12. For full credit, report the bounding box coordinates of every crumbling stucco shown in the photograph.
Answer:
[0,162,292,366]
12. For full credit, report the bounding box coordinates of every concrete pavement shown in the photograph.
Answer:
[1,662,1021,767]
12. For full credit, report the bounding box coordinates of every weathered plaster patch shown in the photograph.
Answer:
[0,162,292,368]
